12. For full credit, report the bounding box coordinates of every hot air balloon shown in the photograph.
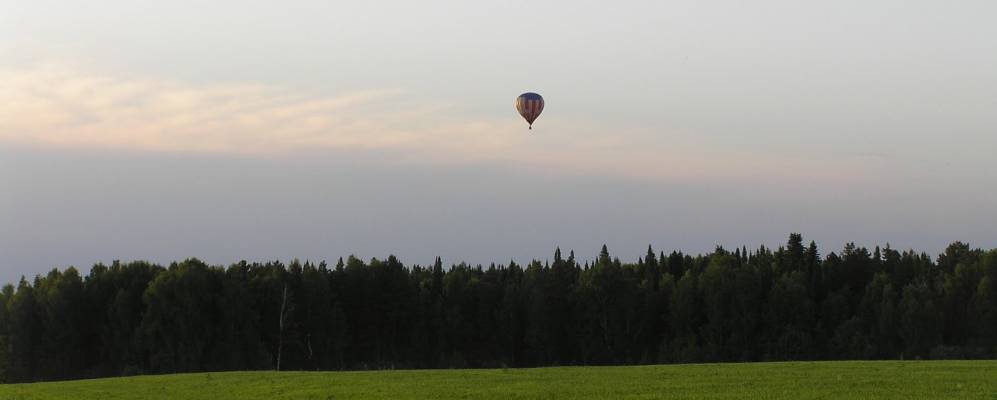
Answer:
[515,92,544,130]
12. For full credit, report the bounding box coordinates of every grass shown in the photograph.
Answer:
[1,361,996,399]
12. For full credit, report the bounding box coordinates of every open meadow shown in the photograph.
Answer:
[1,361,996,400]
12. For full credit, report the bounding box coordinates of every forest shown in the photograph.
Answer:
[1,234,995,383]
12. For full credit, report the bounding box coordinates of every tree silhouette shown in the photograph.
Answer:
[0,234,995,383]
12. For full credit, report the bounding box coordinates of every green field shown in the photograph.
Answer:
[1,361,996,399]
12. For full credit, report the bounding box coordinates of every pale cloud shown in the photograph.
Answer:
[0,65,409,153]
[0,64,865,184]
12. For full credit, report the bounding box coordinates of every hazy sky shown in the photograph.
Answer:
[2,1,996,284]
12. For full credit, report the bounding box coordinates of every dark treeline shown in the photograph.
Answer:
[1,234,996,383]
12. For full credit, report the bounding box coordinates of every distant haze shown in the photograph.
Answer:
[2,0,996,283]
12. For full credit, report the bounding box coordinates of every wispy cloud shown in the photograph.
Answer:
[0,64,864,184]
[0,65,415,153]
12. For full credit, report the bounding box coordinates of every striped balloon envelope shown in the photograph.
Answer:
[515,92,544,130]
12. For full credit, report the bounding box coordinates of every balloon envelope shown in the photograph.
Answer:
[515,92,544,129]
